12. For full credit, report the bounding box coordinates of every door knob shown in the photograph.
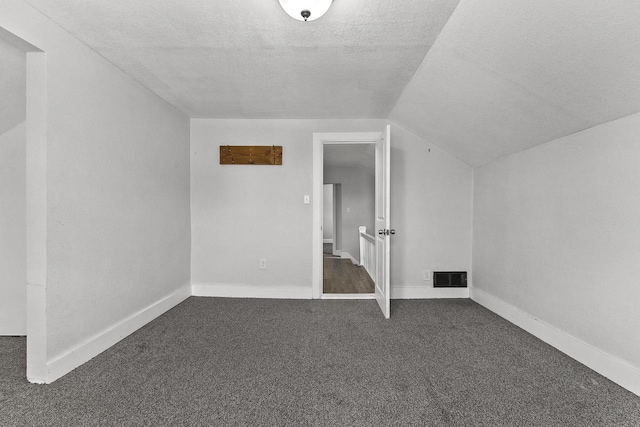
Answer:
[390,229,396,235]
[378,230,384,235]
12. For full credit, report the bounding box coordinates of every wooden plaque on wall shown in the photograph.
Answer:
[220,145,282,165]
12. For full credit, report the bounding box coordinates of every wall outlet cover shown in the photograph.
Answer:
[422,270,430,281]
[260,259,267,270]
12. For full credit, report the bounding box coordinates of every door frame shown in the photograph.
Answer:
[312,131,382,299]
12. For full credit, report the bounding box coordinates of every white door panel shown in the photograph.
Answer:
[374,125,391,318]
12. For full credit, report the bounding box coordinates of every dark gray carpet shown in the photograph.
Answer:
[1,298,639,426]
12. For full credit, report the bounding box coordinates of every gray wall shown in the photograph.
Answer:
[324,163,375,261]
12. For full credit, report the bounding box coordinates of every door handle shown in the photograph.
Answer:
[378,229,385,235]
[390,229,395,235]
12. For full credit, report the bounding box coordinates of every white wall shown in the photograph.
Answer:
[0,33,26,137]
[324,164,375,261]
[1,1,191,381]
[191,119,386,293]
[322,184,333,241]
[390,125,473,292]
[191,119,473,297]
[473,112,640,373]
[0,122,26,335]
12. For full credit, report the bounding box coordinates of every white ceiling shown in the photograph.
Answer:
[24,0,460,119]
[391,0,640,165]
[14,0,640,165]
[0,35,26,137]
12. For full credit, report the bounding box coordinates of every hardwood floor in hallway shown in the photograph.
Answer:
[323,246,374,293]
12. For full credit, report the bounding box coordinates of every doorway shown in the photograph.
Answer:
[322,147,375,294]
[312,126,392,317]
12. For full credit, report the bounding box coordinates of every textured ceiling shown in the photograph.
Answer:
[391,0,640,165]
[14,0,640,165]
[0,35,26,137]
[24,0,461,118]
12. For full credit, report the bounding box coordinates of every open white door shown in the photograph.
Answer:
[374,125,391,318]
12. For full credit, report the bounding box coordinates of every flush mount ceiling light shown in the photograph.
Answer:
[278,0,333,22]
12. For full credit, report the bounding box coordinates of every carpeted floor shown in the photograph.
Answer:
[1,298,639,426]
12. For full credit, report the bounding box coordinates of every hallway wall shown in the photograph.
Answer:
[322,184,334,241]
[324,163,375,262]
[0,123,26,335]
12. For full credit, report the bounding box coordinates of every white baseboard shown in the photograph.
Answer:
[340,252,357,264]
[323,239,333,244]
[192,283,313,299]
[45,283,191,384]
[26,282,47,383]
[391,286,469,299]
[471,287,640,397]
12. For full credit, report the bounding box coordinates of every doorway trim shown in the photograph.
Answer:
[312,131,382,299]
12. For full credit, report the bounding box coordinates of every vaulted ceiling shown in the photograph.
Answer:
[391,0,640,165]
[17,0,640,165]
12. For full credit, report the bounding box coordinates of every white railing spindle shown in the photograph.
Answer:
[358,226,376,284]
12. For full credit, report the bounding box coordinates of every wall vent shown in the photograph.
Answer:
[433,272,467,288]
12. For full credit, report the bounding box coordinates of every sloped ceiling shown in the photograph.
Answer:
[15,0,640,165]
[24,0,461,119]
[391,0,640,165]
[0,35,26,137]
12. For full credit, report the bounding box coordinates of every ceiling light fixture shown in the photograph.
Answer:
[278,0,333,22]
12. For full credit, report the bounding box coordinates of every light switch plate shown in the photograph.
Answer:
[304,195,310,204]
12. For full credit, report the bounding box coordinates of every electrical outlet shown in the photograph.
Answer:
[422,270,430,281]
[259,259,267,270]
